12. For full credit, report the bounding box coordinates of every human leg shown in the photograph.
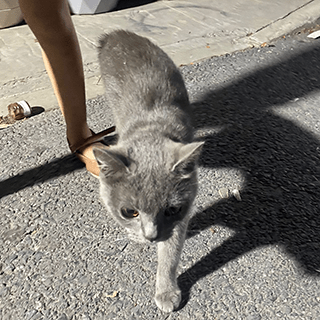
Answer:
[19,0,96,155]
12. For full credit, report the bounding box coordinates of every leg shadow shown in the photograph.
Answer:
[0,154,84,199]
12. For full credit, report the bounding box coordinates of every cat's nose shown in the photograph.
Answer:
[143,222,158,242]
[145,234,158,242]
[145,235,157,242]
[144,229,158,242]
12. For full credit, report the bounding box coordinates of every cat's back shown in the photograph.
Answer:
[99,30,172,77]
[98,30,192,140]
[98,30,188,108]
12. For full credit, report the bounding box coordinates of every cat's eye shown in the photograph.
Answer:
[121,208,139,218]
[164,206,182,217]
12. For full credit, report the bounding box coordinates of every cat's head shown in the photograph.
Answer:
[93,140,203,243]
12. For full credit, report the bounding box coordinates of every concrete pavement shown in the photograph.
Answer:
[1,2,320,318]
[1,31,320,319]
[0,0,320,116]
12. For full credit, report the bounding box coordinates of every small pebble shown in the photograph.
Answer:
[219,188,229,198]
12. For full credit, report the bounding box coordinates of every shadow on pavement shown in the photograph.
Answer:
[0,154,83,199]
[178,43,320,308]
[112,0,158,11]
[1,28,320,312]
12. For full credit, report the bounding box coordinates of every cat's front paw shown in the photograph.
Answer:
[155,289,181,313]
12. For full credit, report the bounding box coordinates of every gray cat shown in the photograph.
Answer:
[93,30,203,312]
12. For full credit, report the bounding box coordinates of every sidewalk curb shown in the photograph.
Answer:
[242,1,320,46]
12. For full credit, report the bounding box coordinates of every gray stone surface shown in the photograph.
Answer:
[1,0,320,116]
[1,28,320,319]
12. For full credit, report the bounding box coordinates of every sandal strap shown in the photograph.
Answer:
[69,126,116,153]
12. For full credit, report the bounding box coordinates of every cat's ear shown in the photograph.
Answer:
[169,141,204,175]
[93,147,130,178]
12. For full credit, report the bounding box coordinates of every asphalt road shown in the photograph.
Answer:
[1,28,320,319]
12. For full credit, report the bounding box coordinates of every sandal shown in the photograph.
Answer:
[68,126,116,177]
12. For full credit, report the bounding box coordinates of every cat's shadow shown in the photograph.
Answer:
[177,43,320,309]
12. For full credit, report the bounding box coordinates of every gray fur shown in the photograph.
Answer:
[94,30,203,312]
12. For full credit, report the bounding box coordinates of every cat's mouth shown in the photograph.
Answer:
[127,229,172,244]
[128,232,152,244]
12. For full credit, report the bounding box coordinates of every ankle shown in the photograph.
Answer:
[67,124,92,149]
